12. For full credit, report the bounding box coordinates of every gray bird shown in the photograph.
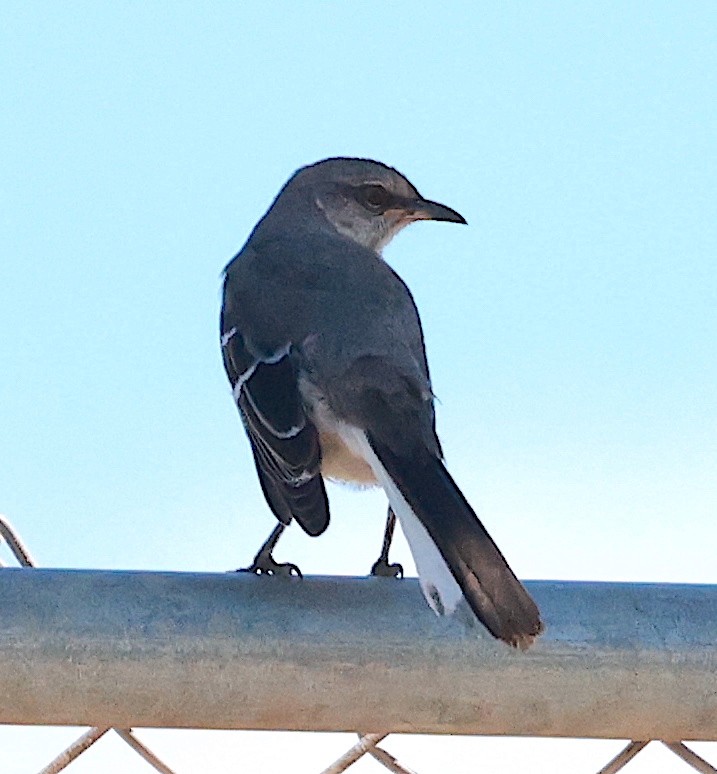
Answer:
[220,157,543,648]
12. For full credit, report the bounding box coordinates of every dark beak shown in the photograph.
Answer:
[409,197,467,225]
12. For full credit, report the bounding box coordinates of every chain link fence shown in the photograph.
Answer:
[2,514,715,773]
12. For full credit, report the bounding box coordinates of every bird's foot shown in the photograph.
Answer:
[370,558,404,579]
[238,554,302,578]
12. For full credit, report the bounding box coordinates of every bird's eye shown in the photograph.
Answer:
[358,184,391,212]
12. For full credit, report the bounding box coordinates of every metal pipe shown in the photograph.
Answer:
[1,569,715,740]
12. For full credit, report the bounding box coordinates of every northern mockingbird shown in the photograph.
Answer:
[220,157,543,648]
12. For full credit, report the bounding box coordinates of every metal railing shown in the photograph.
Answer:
[1,514,716,773]
[1,515,178,774]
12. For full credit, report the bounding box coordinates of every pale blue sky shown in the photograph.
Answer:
[2,3,716,772]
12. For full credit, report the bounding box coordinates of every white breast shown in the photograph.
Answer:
[298,375,376,484]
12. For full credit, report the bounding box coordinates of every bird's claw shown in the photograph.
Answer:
[238,556,303,578]
[370,558,404,579]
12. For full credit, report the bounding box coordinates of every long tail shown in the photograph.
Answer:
[365,432,544,649]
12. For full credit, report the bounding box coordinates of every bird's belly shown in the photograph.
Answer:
[300,375,378,485]
[319,430,377,484]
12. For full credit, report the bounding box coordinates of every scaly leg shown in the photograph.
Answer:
[239,522,302,577]
[370,507,403,578]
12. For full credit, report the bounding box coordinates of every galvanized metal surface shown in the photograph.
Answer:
[112,729,178,774]
[36,727,109,774]
[319,734,388,774]
[1,516,180,774]
[661,742,717,773]
[594,741,649,774]
[0,515,35,567]
[1,568,716,740]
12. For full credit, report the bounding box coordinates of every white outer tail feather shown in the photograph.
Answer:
[339,423,463,616]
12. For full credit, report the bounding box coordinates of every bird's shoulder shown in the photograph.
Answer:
[221,229,430,375]
[225,230,419,314]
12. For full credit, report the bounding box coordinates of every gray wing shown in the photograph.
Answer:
[220,300,329,537]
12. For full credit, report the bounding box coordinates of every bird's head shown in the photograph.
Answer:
[279,157,466,252]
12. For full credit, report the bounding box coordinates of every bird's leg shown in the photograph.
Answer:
[238,522,302,577]
[370,506,403,578]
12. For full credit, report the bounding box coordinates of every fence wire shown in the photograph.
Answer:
[1,515,177,774]
[1,514,716,774]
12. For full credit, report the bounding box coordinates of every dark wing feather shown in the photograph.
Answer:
[221,323,329,537]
